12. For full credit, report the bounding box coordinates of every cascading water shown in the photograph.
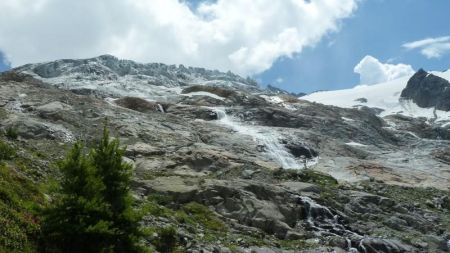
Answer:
[213,108,381,251]
[157,103,165,113]
[213,107,313,169]
[299,196,366,252]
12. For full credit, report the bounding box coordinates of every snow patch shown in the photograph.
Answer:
[182,91,225,100]
[259,95,296,110]
[345,142,368,147]
[303,69,450,122]
[341,117,355,122]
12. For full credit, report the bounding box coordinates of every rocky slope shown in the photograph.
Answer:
[0,57,449,252]
[401,69,450,111]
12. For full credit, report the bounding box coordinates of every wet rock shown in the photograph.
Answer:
[358,238,416,253]
[284,143,318,159]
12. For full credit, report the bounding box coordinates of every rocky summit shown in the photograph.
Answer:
[0,56,449,252]
[401,69,450,111]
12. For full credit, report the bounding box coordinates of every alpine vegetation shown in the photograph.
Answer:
[40,126,146,253]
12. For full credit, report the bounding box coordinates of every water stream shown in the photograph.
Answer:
[212,108,376,252]
[213,108,317,169]
[299,196,364,252]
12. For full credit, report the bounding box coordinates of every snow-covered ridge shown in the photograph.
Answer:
[302,69,450,122]
[14,55,260,101]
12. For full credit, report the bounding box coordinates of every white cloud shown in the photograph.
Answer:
[0,0,358,76]
[275,77,284,84]
[354,55,415,85]
[403,36,450,59]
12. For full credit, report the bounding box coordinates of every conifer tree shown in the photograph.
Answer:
[41,127,146,253]
[41,142,114,253]
[91,126,144,252]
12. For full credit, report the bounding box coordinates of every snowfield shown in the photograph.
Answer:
[302,70,450,122]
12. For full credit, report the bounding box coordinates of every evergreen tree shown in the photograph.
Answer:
[41,142,114,253]
[91,126,144,252]
[41,127,146,253]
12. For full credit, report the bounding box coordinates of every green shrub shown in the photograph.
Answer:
[153,226,177,253]
[5,127,18,140]
[0,140,15,160]
[179,202,227,232]
[0,164,42,253]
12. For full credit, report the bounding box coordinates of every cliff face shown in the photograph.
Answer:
[0,57,449,252]
[401,69,450,111]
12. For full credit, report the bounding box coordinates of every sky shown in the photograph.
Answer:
[0,0,449,93]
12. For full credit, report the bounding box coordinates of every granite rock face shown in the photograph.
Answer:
[400,69,450,111]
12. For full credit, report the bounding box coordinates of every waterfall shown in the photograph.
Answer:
[212,107,313,169]
[157,103,165,113]
[298,196,368,252]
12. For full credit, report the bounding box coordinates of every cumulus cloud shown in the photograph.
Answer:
[403,36,450,59]
[0,0,358,76]
[354,55,415,85]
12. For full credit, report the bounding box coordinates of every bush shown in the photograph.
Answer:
[179,202,227,232]
[5,127,18,140]
[0,164,42,253]
[152,226,177,253]
[0,140,15,160]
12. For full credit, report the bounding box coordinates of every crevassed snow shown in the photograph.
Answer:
[302,70,450,122]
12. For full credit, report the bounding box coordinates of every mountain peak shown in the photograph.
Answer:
[401,69,450,111]
[12,55,260,101]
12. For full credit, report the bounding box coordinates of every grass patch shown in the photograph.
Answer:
[361,182,450,211]
[178,202,227,232]
[273,169,338,187]
[0,164,44,252]
[0,139,16,160]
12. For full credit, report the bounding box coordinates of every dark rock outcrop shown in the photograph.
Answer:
[400,69,450,111]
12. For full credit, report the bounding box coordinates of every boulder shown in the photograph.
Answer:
[125,142,165,157]
[36,101,73,120]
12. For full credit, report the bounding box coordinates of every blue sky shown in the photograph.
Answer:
[1,0,449,93]
[255,0,450,93]
[0,51,8,72]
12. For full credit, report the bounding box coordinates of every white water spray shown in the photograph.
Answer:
[157,103,165,113]
[213,108,317,169]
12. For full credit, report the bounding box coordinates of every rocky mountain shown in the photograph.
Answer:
[401,69,450,111]
[15,55,260,102]
[266,84,306,97]
[303,69,450,124]
[0,57,449,252]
